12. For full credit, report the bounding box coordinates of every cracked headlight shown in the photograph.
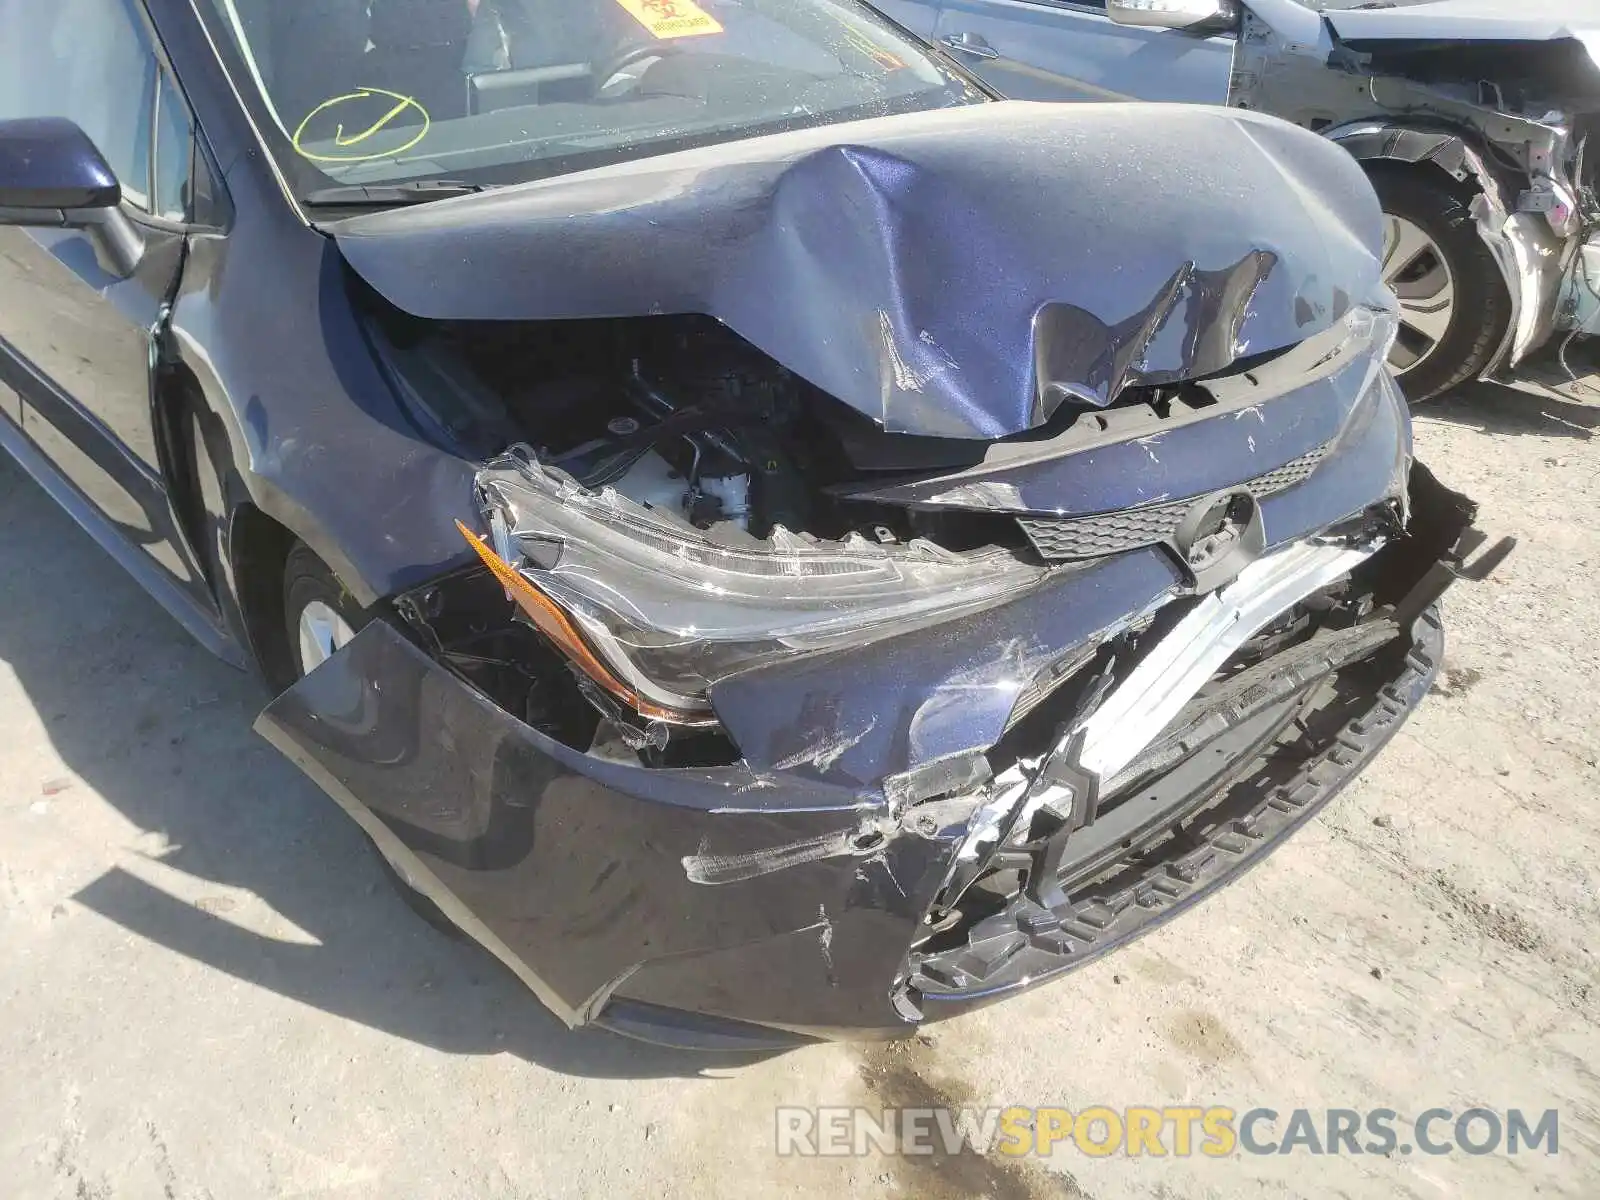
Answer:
[462,453,1045,725]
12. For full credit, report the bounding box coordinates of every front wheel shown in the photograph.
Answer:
[1370,169,1510,403]
[282,541,368,678]
[281,541,461,938]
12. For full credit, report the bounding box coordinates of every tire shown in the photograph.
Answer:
[1369,168,1510,403]
[186,410,229,600]
[282,542,462,938]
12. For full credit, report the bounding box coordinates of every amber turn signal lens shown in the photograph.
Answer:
[454,521,704,725]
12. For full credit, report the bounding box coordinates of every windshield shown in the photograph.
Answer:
[199,0,983,197]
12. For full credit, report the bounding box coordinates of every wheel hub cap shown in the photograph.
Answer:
[297,601,355,675]
[1381,213,1457,376]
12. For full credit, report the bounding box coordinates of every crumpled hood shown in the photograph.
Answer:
[329,100,1388,439]
[1323,0,1600,46]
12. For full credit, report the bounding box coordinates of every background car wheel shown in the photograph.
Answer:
[281,542,462,938]
[1369,168,1509,403]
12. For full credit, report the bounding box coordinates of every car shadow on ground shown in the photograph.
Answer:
[0,456,775,1080]
[1417,382,1600,440]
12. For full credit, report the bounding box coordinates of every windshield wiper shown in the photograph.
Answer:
[303,180,486,207]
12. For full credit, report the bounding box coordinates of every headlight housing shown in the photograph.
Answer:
[465,452,1045,725]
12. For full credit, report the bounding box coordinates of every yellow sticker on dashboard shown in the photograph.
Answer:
[612,0,723,39]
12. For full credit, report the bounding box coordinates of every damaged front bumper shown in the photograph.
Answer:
[255,446,1507,1046]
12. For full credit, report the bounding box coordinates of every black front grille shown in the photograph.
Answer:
[1018,443,1330,562]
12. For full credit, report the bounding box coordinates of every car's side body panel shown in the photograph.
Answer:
[871,0,942,40]
[930,0,1234,104]
[131,0,488,610]
[0,361,16,424]
[0,222,203,582]
[1228,11,1588,385]
[162,211,482,609]
[0,399,243,664]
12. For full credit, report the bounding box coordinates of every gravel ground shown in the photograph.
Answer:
[1,383,1596,1199]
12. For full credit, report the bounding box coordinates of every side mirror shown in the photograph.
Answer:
[0,117,143,274]
[1106,0,1238,32]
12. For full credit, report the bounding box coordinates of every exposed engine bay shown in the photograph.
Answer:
[452,318,806,542]
[365,304,1080,554]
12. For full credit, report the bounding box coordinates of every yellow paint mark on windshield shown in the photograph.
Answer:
[612,0,723,39]
[839,22,906,71]
[292,88,431,164]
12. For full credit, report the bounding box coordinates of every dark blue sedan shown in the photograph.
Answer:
[0,0,1503,1046]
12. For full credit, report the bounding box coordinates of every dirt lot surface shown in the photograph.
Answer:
[2,384,1597,1199]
